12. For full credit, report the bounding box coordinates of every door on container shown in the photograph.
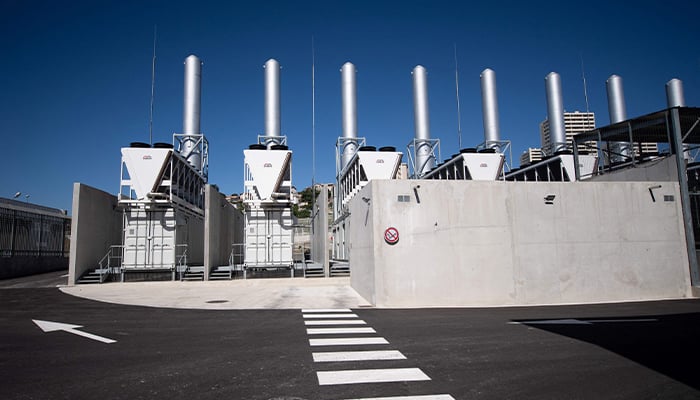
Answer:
[149,210,176,269]
[245,209,266,267]
[123,210,148,269]
[268,208,292,266]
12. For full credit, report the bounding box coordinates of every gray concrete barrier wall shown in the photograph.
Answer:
[349,179,693,307]
[68,183,122,285]
[204,185,244,279]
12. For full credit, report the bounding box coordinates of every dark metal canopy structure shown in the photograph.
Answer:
[573,106,700,147]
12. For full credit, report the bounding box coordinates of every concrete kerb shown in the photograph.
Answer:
[60,277,372,310]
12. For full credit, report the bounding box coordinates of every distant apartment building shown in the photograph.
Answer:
[519,148,543,166]
[540,111,597,155]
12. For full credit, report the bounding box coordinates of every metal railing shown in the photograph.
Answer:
[176,244,189,280]
[97,245,123,283]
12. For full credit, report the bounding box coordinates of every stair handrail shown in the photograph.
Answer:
[176,244,188,281]
[228,243,245,273]
[97,245,124,283]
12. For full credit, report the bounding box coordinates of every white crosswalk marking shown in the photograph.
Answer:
[303,313,359,319]
[312,350,406,362]
[301,310,453,399]
[307,327,376,335]
[342,395,455,400]
[305,319,367,326]
[317,368,430,385]
[309,337,389,346]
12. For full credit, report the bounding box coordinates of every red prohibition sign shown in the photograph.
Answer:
[384,227,399,245]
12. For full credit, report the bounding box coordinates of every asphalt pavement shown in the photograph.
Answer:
[1,271,699,399]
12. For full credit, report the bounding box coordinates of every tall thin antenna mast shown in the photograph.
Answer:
[149,25,157,145]
[454,44,463,149]
[580,53,590,114]
[311,36,316,230]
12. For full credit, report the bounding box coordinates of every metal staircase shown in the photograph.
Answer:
[181,266,205,281]
[330,261,350,277]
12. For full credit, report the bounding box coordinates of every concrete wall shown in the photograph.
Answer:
[204,184,244,279]
[592,155,678,182]
[349,179,693,307]
[68,183,122,285]
[312,184,330,272]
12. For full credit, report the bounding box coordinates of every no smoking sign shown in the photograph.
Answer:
[384,227,399,245]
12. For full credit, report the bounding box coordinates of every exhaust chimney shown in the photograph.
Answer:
[341,62,358,169]
[666,78,685,107]
[480,68,500,148]
[412,65,435,174]
[667,78,690,160]
[606,74,631,162]
[264,58,281,146]
[182,54,202,171]
[544,72,567,154]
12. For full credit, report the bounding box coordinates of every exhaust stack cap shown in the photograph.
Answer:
[480,68,500,147]
[182,54,202,171]
[606,74,627,123]
[341,62,358,169]
[412,65,435,174]
[264,58,281,146]
[183,55,202,136]
[544,72,567,154]
[666,78,686,108]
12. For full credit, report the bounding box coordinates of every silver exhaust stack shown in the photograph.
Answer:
[606,74,631,162]
[412,65,435,174]
[480,68,500,148]
[264,58,281,147]
[182,54,202,170]
[666,78,685,108]
[544,72,567,154]
[341,62,358,169]
[666,78,690,160]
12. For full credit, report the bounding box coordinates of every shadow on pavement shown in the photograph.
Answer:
[512,313,700,390]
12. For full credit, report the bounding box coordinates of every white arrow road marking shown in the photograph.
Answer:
[32,319,116,344]
[509,318,658,325]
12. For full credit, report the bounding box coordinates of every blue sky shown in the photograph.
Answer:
[2,0,698,213]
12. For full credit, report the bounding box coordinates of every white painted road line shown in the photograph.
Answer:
[509,318,659,325]
[303,313,359,319]
[307,327,376,335]
[317,368,430,385]
[309,337,389,346]
[312,350,406,362]
[342,395,455,400]
[305,319,367,326]
[302,308,352,313]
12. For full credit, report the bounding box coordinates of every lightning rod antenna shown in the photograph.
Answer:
[149,25,157,145]
[580,53,590,114]
[454,43,463,149]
